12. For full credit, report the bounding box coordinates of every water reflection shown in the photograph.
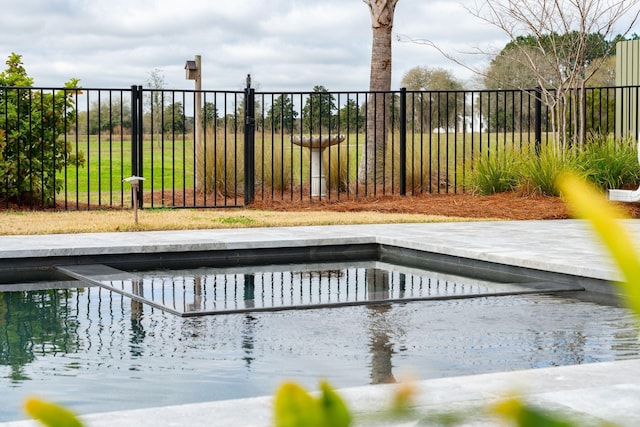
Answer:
[242,315,257,368]
[366,268,396,384]
[0,289,80,381]
[186,276,203,312]
[102,263,504,314]
[244,274,255,309]
[2,265,640,421]
[130,280,146,358]
[242,273,257,368]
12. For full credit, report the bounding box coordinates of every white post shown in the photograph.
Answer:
[124,176,146,224]
[309,147,326,197]
[132,181,139,224]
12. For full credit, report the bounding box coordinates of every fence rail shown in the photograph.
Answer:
[0,83,638,210]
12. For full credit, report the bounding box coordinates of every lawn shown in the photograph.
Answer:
[0,207,473,235]
[55,130,548,207]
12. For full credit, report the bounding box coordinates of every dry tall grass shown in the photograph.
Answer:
[195,129,244,197]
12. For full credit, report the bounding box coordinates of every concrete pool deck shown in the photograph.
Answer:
[1,219,640,426]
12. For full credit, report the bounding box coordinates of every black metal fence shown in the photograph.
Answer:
[1,82,638,210]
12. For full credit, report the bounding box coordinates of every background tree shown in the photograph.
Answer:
[266,94,298,133]
[483,33,629,135]
[401,66,463,132]
[481,46,545,133]
[467,0,640,149]
[0,53,83,206]
[236,97,263,132]
[80,98,131,135]
[484,44,547,90]
[485,33,625,90]
[339,98,365,132]
[359,0,399,184]
[302,85,337,134]
[162,102,185,133]
[586,55,617,87]
[145,68,166,145]
[203,101,219,130]
[224,112,239,133]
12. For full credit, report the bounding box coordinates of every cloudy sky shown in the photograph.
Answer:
[3,1,510,92]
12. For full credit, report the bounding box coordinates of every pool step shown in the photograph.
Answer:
[56,264,182,316]
[55,264,585,317]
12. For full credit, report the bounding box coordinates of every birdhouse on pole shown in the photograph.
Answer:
[185,60,198,80]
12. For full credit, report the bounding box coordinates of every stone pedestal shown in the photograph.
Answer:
[291,135,345,197]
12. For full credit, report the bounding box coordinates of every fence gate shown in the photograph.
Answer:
[129,85,248,209]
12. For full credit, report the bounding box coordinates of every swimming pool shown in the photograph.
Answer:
[1,261,638,421]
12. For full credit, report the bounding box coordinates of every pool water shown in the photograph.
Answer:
[1,264,639,421]
[55,261,580,316]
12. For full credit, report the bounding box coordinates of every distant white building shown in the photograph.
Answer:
[457,113,486,133]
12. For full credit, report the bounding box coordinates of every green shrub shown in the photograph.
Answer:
[463,135,639,196]
[518,143,580,196]
[464,148,521,195]
[576,133,640,190]
[0,53,84,206]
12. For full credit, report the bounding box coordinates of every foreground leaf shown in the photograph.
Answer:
[274,381,352,427]
[318,381,351,427]
[24,397,84,427]
[274,382,321,427]
[557,173,640,316]
[493,397,578,427]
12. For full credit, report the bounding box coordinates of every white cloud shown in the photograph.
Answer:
[0,0,522,91]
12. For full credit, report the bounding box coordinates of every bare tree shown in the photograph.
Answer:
[470,0,640,149]
[401,66,464,132]
[146,68,166,146]
[359,0,399,185]
[406,0,640,150]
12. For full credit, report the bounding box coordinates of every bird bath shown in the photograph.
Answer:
[291,135,345,197]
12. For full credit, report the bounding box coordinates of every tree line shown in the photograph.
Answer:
[69,28,638,138]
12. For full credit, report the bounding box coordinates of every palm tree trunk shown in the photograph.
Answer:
[359,0,398,187]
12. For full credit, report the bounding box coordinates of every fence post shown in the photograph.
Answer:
[244,75,255,205]
[399,88,407,196]
[130,85,144,208]
[534,86,542,156]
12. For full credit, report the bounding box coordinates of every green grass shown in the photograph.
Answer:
[59,134,192,205]
[216,215,256,225]
[55,130,561,205]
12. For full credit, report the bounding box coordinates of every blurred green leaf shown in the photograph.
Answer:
[274,382,322,427]
[557,172,640,316]
[24,397,84,427]
[493,397,579,427]
[318,381,351,427]
[274,381,352,427]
